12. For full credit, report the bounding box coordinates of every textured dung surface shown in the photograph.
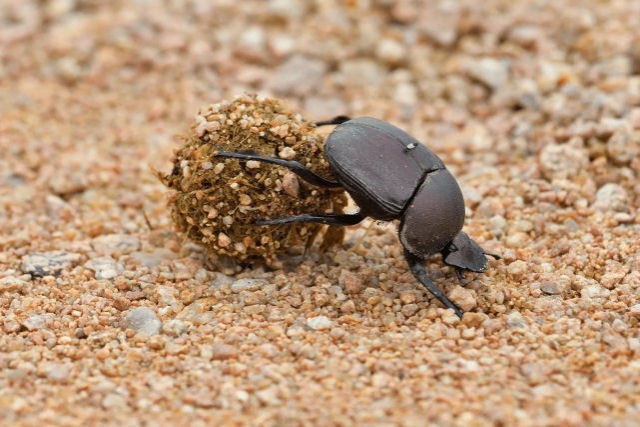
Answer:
[1,1,640,426]
[159,95,347,265]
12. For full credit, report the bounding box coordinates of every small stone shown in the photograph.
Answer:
[45,363,70,383]
[442,311,460,326]
[539,143,589,180]
[607,128,637,165]
[629,304,640,318]
[278,146,296,160]
[266,55,327,96]
[239,194,252,205]
[85,257,123,280]
[462,312,488,327]
[507,260,528,276]
[306,315,332,330]
[124,307,161,336]
[91,234,140,256]
[448,286,477,311]
[210,273,234,288]
[162,319,188,337]
[281,173,300,198]
[513,220,533,232]
[231,279,264,293]
[581,284,609,299]
[129,248,175,268]
[0,277,27,293]
[375,38,406,65]
[417,4,459,46]
[399,291,416,305]
[102,393,127,409]
[246,160,260,169]
[461,328,475,340]
[21,251,81,277]
[218,233,231,248]
[465,58,510,90]
[22,314,47,331]
[339,271,362,294]
[210,342,238,360]
[401,303,419,317]
[540,281,561,295]
[506,312,526,327]
[256,386,281,406]
[339,59,386,88]
[593,183,628,212]
[340,300,355,313]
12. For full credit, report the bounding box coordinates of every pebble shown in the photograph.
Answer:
[306,315,332,330]
[593,183,628,212]
[124,307,161,336]
[281,173,300,197]
[448,286,477,311]
[507,260,528,276]
[417,4,458,46]
[231,279,265,293]
[266,55,327,96]
[581,284,609,299]
[21,251,81,277]
[539,143,589,180]
[22,314,47,331]
[210,343,238,360]
[465,58,510,90]
[161,319,188,337]
[91,234,141,256]
[339,271,362,294]
[0,276,28,293]
[85,257,123,280]
[375,38,406,65]
[129,249,175,268]
[540,281,561,295]
[278,146,296,160]
[606,128,637,165]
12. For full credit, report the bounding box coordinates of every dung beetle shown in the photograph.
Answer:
[215,116,500,318]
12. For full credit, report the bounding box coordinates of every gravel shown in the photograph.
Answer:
[124,307,162,336]
[2,0,640,425]
[20,251,81,277]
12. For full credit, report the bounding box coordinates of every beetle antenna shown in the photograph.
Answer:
[484,251,501,260]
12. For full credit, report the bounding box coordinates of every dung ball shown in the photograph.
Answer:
[159,94,348,264]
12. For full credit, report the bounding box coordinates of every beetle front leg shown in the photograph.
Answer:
[404,249,464,319]
[214,150,342,188]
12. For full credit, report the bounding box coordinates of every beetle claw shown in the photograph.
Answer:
[455,268,468,284]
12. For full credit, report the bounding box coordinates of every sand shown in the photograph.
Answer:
[1,0,639,425]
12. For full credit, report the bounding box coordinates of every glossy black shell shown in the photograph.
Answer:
[325,117,445,220]
[399,169,465,256]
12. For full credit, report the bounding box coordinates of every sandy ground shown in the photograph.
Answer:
[1,0,640,425]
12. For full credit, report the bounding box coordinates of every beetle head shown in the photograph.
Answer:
[442,232,500,273]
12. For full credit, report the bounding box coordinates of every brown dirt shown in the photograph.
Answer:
[1,0,640,425]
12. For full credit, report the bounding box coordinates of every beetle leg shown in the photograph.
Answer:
[214,150,342,188]
[255,212,365,226]
[313,116,351,127]
[403,249,464,319]
[455,268,468,284]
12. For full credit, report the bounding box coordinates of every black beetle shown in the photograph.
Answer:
[215,116,500,318]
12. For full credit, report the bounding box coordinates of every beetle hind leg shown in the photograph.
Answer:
[313,116,351,127]
[403,249,464,319]
[255,212,365,227]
